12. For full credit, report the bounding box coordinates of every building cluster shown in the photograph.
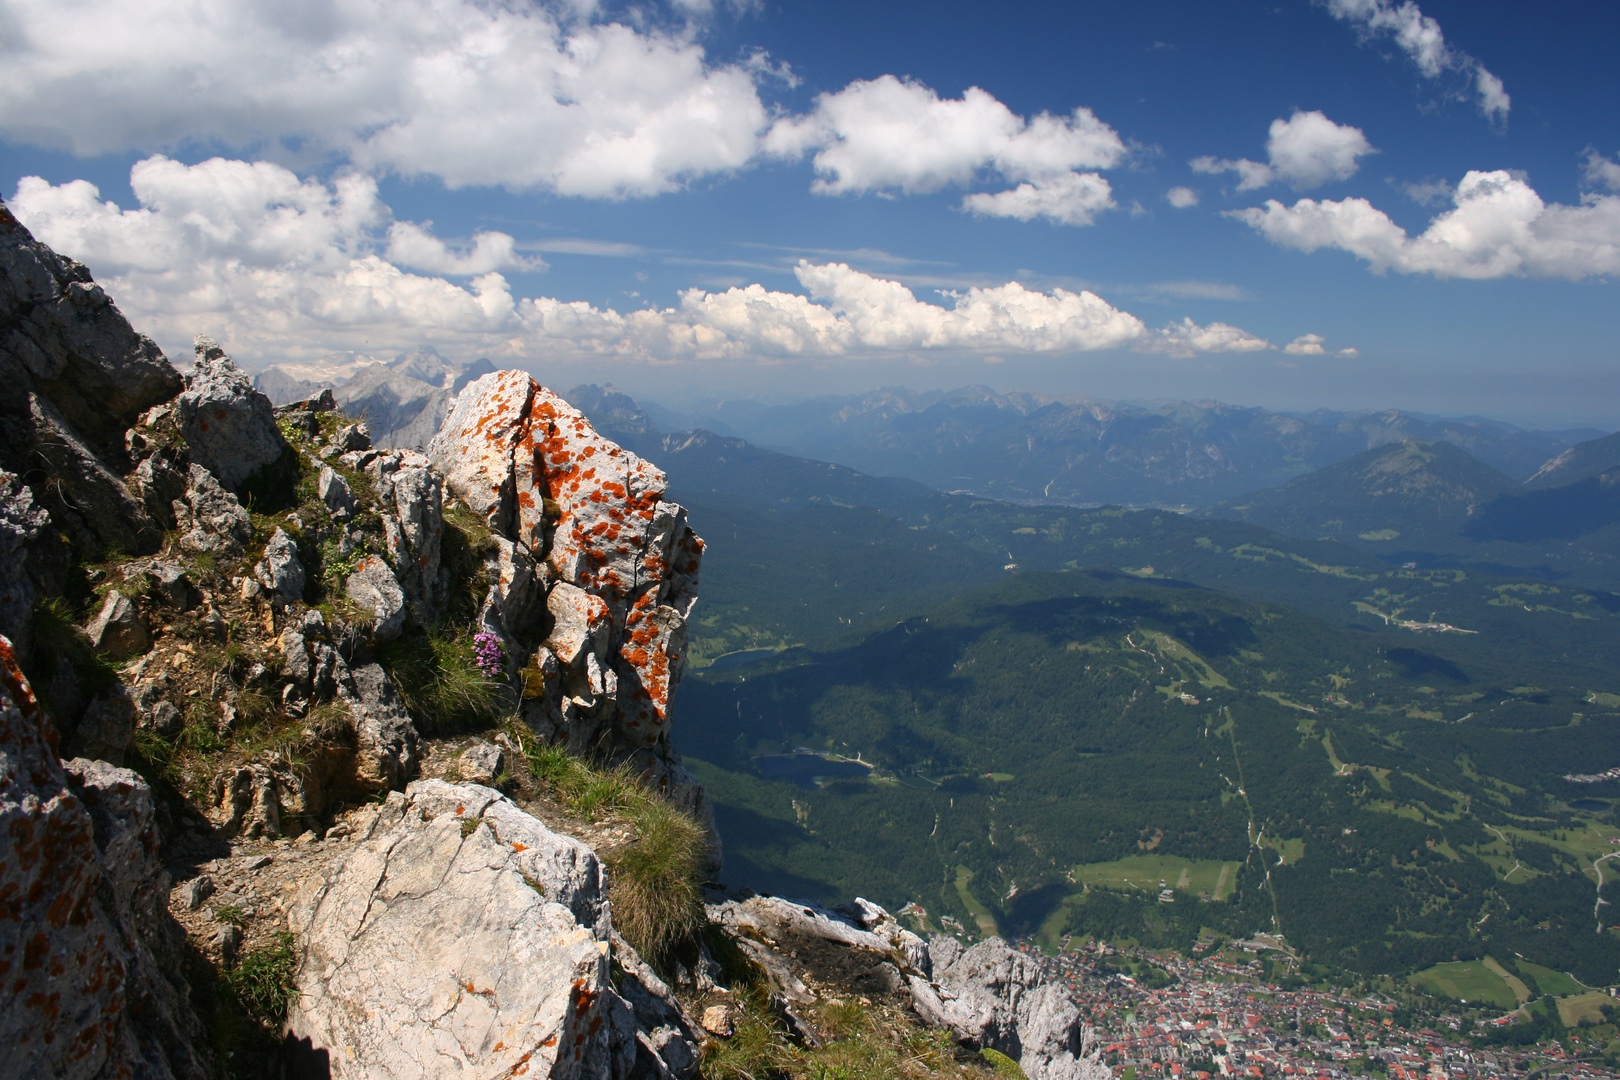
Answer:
[1007,938,1619,1079]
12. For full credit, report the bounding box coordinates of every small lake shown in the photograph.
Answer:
[754,753,872,790]
[1570,798,1610,813]
[702,649,778,672]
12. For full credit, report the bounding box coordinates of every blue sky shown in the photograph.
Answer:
[2,0,1616,426]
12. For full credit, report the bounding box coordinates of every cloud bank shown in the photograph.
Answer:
[1321,0,1509,121]
[1231,169,1620,280]
[0,0,1127,222]
[9,157,1278,367]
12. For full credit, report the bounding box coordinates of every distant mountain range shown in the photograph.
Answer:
[648,385,1605,507]
[252,347,492,449]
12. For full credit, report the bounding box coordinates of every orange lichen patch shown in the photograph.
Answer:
[510,843,528,852]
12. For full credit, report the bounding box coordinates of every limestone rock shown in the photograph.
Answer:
[207,762,300,839]
[344,555,406,641]
[24,390,162,557]
[0,634,204,1080]
[0,204,181,453]
[143,561,200,611]
[340,661,419,790]
[87,588,151,660]
[66,683,137,764]
[927,936,1111,1080]
[175,336,286,489]
[173,463,252,555]
[428,370,704,756]
[254,527,306,605]
[317,465,356,519]
[0,469,50,648]
[457,740,505,784]
[286,780,699,1079]
[367,450,444,622]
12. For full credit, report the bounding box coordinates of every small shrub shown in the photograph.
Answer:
[378,627,502,733]
[229,932,299,1027]
[608,792,707,971]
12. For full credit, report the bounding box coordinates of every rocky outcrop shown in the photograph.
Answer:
[428,373,709,841]
[0,203,178,561]
[176,336,287,490]
[925,936,1110,1080]
[0,469,52,650]
[286,779,700,1079]
[0,635,205,1080]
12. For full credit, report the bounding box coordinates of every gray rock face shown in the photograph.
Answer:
[25,390,161,556]
[317,465,356,519]
[927,936,1110,1080]
[173,463,252,554]
[175,336,286,489]
[0,206,181,451]
[143,562,200,611]
[287,780,698,1079]
[0,634,204,1080]
[366,450,444,623]
[341,662,419,790]
[0,204,178,564]
[66,684,136,764]
[87,588,151,660]
[0,469,50,649]
[457,741,505,784]
[254,527,306,605]
[344,555,406,641]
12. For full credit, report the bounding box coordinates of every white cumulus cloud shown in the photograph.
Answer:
[1322,0,1509,122]
[9,157,1273,367]
[1142,318,1273,359]
[1583,150,1620,193]
[0,0,769,197]
[1192,111,1375,191]
[765,75,1125,227]
[1283,333,1358,357]
[766,75,1125,194]
[1229,169,1620,280]
[1166,187,1200,209]
[962,172,1116,227]
[384,223,544,276]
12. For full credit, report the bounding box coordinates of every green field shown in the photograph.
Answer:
[1407,959,1520,1009]
[1557,991,1614,1026]
[955,866,1000,937]
[1071,855,1240,900]
[1518,960,1592,997]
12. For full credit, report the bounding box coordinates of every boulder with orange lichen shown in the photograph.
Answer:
[428,372,715,869]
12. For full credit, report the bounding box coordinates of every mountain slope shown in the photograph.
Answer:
[1526,429,1620,489]
[1205,439,1520,548]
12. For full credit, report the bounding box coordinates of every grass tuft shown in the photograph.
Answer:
[228,932,300,1027]
[607,793,707,971]
[378,626,503,733]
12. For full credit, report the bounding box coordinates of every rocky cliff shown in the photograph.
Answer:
[0,203,1107,1080]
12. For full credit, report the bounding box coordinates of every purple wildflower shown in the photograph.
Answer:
[473,631,506,678]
